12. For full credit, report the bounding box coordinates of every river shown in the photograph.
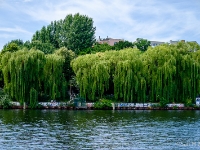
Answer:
[0,109,200,149]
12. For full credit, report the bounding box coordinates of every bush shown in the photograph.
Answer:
[0,95,12,109]
[159,97,168,108]
[185,98,193,107]
[94,99,112,109]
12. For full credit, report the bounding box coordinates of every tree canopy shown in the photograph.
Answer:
[32,13,96,54]
[1,12,200,106]
[134,38,150,51]
[1,49,72,107]
[113,40,134,50]
[71,42,200,104]
[2,42,20,54]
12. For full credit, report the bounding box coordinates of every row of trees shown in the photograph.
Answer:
[1,40,199,106]
[71,42,200,104]
[2,12,151,55]
[1,12,200,106]
[2,38,150,56]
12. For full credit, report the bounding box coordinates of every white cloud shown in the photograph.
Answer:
[0,0,200,47]
[0,33,15,39]
[0,26,33,50]
[0,26,32,35]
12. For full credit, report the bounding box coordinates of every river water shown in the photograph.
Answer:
[0,110,200,149]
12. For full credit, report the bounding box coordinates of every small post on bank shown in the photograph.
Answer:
[23,102,26,109]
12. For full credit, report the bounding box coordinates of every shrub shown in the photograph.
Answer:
[0,95,12,109]
[185,98,193,107]
[94,99,112,109]
[172,105,178,109]
[159,97,168,108]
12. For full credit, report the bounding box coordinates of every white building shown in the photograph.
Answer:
[150,41,165,47]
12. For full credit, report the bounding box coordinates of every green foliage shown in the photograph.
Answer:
[172,105,178,109]
[43,53,68,100]
[1,43,19,53]
[158,97,168,108]
[113,41,134,50]
[64,13,96,54]
[1,49,68,105]
[0,54,4,88]
[94,99,112,109]
[30,40,55,54]
[0,90,12,109]
[1,38,56,55]
[1,49,45,104]
[30,88,38,109]
[1,39,23,53]
[54,47,76,81]
[80,43,112,55]
[134,38,150,51]
[71,41,200,103]
[185,98,193,107]
[71,48,142,101]
[32,13,96,54]
[23,40,31,49]
[0,95,12,109]
[79,41,134,55]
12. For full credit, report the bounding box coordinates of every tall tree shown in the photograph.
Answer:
[134,38,150,52]
[63,13,96,54]
[1,49,68,107]
[31,13,96,54]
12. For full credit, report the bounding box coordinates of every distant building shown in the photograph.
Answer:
[150,40,198,47]
[97,36,124,46]
[169,40,179,44]
[150,41,165,47]
[170,40,199,45]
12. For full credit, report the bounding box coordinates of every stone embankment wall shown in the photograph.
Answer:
[11,102,192,110]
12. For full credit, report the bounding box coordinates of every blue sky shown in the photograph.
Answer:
[0,0,200,50]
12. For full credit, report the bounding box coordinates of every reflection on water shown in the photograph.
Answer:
[0,110,200,149]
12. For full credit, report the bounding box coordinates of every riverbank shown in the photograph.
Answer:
[0,102,198,110]
[1,105,199,110]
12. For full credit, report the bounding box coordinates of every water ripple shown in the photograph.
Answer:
[0,110,200,149]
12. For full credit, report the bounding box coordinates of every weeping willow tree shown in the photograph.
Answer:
[1,48,69,107]
[71,52,110,100]
[43,54,67,100]
[72,42,200,103]
[140,42,200,103]
[141,42,200,103]
[112,49,145,102]
[1,49,45,105]
[173,42,200,103]
[71,48,144,101]
[142,44,179,103]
